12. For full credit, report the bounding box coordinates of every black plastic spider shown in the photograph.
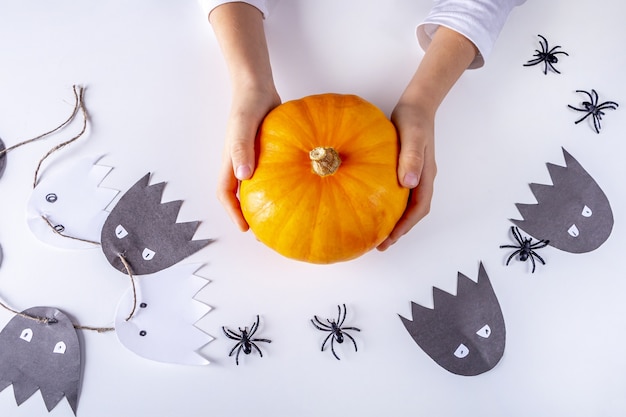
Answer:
[311,304,360,360]
[523,34,569,74]
[223,315,271,365]
[500,226,550,273]
[568,89,619,134]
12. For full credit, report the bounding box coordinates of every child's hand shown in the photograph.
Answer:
[377,100,436,251]
[216,86,281,231]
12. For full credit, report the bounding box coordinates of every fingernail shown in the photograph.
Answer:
[236,165,252,180]
[403,173,419,188]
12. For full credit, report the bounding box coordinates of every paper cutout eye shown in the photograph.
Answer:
[54,224,65,233]
[19,328,33,342]
[568,224,580,237]
[142,248,156,261]
[454,344,469,359]
[45,193,58,203]
[582,205,592,217]
[115,224,129,239]
[139,330,147,337]
[53,341,67,354]
[476,324,491,338]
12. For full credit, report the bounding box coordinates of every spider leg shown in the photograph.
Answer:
[529,252,537,273]
[511,226,525,245]
[592,114,601,134]
[321,332,333,352]
[228,341,242,357]
[597,101,619,110]
[223,327,243,340]
[338,304,347,327]
[248,315,260,338]
[523,56,544,67]
[235,345,244,365]
[312,316,331,330]
[251,337,272,344]
[250,342,264,358]
[329,335,340,360]
[571,111,593,125]
[341,326,361,332]
[343,331,359,353]
[530,250,546,266]
[529,239,550,249]
[547,61,561,74]
[505,249,521,266]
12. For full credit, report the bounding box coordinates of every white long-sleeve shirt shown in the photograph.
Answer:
[199,0,526,68]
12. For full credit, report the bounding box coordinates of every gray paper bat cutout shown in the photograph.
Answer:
[101,173,212,275]
[512,148,613,253]
[399,263,506,376]
[0,137,6,179]
[0,307,81,414]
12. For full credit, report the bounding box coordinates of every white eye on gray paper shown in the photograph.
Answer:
[582,205,592,217]
[568,224,580,237]
[476,324,491,338]
[115,224,129,239]
[454,343,469,359]
[142,248,156,261]
[20,328,33,342]
[53,341,67,354]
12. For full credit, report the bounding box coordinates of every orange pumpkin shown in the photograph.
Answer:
[239,93,409,264]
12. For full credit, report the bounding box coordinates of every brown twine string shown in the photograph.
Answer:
[0,300,54,325]
[41,215,100,246]
[0,85,83,158]
[38,217,140,323]
[117,254,139,322]
[33,85,88,188]
[0,298,115,333]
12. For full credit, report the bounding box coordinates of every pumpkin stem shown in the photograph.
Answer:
[310,147,341,176]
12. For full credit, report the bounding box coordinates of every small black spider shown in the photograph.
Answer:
[311,304,361,360]
[223,315,271,365]
[568,89,619,134]
[523,34,569,74]
[500,226,550,273]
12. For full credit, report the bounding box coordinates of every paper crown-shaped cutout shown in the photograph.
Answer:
[114,264,212,365]
[26,155,118,249]
[399,263,506,376]
[0,307,81,414]
[512,148,613,253]
[101,173,212,275]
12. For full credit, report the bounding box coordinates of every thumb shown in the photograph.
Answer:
[397,134,425,189]
[227,118,259,181]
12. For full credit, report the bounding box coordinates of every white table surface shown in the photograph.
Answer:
[0,1,625,416]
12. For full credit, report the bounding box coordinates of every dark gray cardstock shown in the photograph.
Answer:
[399,263,506,376]
[101,173,212,275]
[513,148,613,253]
[0,306,81,414]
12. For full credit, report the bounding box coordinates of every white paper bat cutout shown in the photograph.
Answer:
[26,155,118,249]
[114,263,213,365]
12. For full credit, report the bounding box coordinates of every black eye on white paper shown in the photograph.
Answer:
[45,193,58,203]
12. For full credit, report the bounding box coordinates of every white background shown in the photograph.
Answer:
[0,1,625,416]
